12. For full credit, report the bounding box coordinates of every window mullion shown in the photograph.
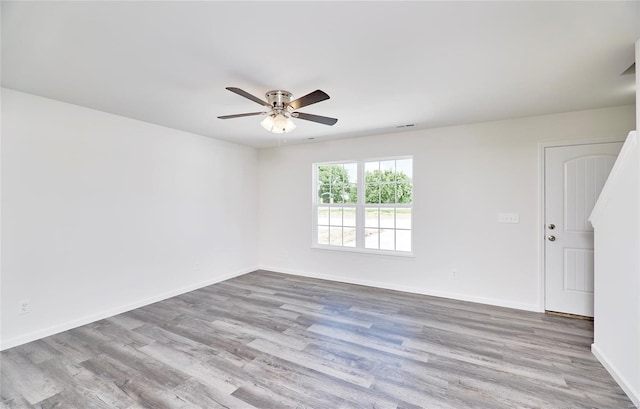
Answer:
[312,163,318,246]
[356,161,365,249]
[312,204,317,245]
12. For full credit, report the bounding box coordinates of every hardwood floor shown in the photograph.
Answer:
[1,270,634,408]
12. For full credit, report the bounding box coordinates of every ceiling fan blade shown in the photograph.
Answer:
[293,112,338,126]
[225,87,271,107]
[288,90,330,110]
[218,112,265,119]
[622,62,635,75]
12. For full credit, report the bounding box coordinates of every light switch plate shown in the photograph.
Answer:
[498,213,519,223]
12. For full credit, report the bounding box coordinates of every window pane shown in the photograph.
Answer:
[380,208,395,228]
[396,230,412,252]
[365,161,379,181]
[396,158,413,204]
[365,183,380,204]
[345,183,357,204]
[396,159,412,179]
[317,207,329,225]
[333,185,345,203]
[335,165,346,184]
[365,228,379,249]
[335,184,355,204]
[380,228,395,250]
[380,160,395,175]
[319,191,333,203]
[318,226,329,245]
[317,166,330,203]
[317,165,331,203]
[328,178,337,203]
[343,228,356,247]
[329,227,343,246]
[328,165,342,185]
[318,183,332,203]
[329,208,343,226]
[317,165,330,181]
[343,208,356,227]
[344,163,357,183]
[380,183,395,204]
[396,208,411,229]
[365,161,380,197]
[365,208,378,227]
[396,177,412,204]
[317,183,324,203]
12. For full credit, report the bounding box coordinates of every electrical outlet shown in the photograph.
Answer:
[452,269,458,279]
[19,299,30,315]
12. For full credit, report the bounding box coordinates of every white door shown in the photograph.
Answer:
[545,142,622,317]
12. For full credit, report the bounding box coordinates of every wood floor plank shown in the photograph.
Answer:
[80,354,192,409]
[0,350,63,405]
[248,338,375,389]
[1,270,635,408]
[137,343,238,395]
[306,324,431,364]
[32,354,138,409]
[210,319,308,351]
[0,371,33,409]
[170,379,257,409]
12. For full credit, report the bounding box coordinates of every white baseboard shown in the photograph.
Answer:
[0,266,258,351]
[259,265,541,312]
[592,343,640,408]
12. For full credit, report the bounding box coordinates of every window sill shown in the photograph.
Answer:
[311,244,415,258]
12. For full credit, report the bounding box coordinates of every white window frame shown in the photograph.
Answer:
[312,156,413,257]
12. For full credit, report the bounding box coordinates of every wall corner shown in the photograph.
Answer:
[636,38,639,127]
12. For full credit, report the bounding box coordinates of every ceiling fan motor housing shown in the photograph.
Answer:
[265,90,292,111]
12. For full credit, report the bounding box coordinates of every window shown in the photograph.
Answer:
[316,162,358,247]
[313,157,413,254]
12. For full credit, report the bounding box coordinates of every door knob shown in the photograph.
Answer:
[548,224,556,230]
[548,235,556,242]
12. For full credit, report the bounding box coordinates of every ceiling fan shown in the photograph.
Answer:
[218,87,338,134]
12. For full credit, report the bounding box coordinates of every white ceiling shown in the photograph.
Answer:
[2,1,638,148]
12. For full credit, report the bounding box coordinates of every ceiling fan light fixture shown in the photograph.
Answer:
[260,114,275,131]
[261,113,296,134]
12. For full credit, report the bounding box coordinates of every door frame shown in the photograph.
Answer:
[538,137,626,313]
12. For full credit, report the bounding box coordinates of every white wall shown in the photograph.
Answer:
[590,131,640,407]
[258,105,636,311]
[1,89,259,349]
